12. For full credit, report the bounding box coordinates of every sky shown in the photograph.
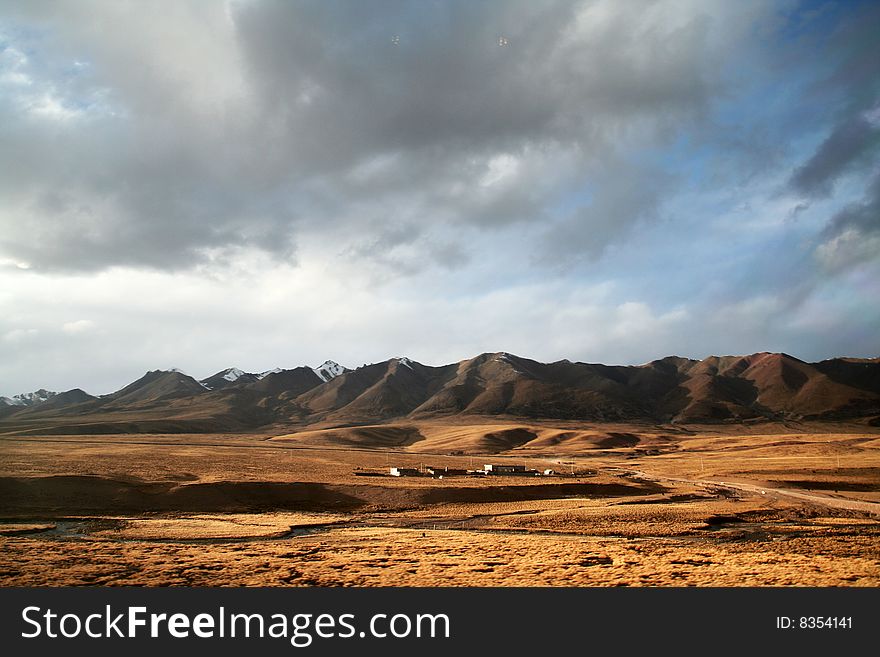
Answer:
[1,0,879,397]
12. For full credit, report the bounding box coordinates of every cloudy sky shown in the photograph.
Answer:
[1,0,878,396]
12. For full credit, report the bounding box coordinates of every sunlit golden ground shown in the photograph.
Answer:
[1,422,878,586]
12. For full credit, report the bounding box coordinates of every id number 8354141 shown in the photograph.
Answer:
[776,617,852,629]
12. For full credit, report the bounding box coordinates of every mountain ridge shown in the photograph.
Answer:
[2,352,878,432]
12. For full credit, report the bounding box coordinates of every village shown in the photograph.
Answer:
[387,463,556,478]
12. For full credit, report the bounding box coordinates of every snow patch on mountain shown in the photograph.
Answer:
[222,367,246,382]
[0,389,57,406]
[313,360,346,382]
[257,368,282,380]
[494,353,525,374]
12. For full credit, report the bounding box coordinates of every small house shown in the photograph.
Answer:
[425,466,468,477]
[483,464,533,475]
[389,467,422,477]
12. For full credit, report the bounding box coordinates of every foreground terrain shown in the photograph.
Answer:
[1,421,878,586]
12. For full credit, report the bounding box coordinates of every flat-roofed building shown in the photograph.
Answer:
[390,467,422,477]
[425,466,468,477]
[483,464,535,475]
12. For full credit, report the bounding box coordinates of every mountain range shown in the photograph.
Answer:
[1,352,878,434]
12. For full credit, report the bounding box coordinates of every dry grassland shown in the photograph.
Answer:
[1,421,878,586]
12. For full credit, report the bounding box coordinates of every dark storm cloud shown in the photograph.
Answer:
[780,2,880,276]
[826,173,880,235]
[0,0,753,274]
[815,172,880,271]
[232,0,716,165]
[788,113,880,198]
[230,0,727,254]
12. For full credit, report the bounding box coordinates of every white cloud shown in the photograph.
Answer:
[480,154,520,188]
[26,92,81,121]
[2,328,38,343]
[816,228,880,271]
[0,263,691,395]
[61,319,95,334]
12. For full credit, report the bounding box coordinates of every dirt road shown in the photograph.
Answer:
[621,468,880,516]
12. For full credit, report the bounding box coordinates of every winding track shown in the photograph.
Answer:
[621,468,880,517]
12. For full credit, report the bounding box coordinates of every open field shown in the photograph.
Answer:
[1,421,878,586]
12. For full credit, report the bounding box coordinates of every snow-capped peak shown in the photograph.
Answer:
[222,367,246,382]
[0,389,57,406]
[257,367,282,380]
[396,357,414,369]
[313,360,346,382]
